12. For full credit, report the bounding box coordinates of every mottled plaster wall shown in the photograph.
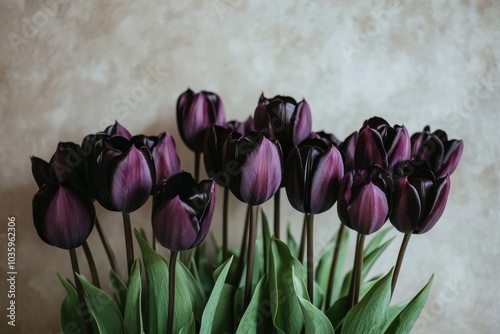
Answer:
[0,0,499,333]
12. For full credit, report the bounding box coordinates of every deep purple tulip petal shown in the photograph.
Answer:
[31,156,53,188]
[390,177,422,233]
[418,175,451,234]
[309,147,344,214]
[355,126,386,169]
[348,183,388,235]
[340,131,358,172]
[105,121,132,139]
[194,179,216,246]
[43,187,93,249]
[386,126,411,171]
[153,132,181,183]
[419,134,445,172]
[438,140,463,178]
[239,138,282,205]
[110,146,154,212]
[293,100,312,146]
[153,196,199,252]
[337,172,354,229]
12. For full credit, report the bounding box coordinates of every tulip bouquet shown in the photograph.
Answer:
[31,89,463,334]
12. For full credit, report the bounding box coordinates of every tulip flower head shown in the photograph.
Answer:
[411,126,464,178]
[152,172,216,252]
[223,131,283,205]
[337,166,392,235]
[355,117,411,173]
[176,88,225,153]
[390,160,451,234]
[284,138,344,214]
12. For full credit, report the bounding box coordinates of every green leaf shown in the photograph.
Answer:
[325,295,349,331]
[298,296,335,334]
[287,224,299,258]
[136,229,193,333]
[200,256,234,334]
[61,294,86,334]
[109,268,128,314]
[269,238,305,334]
[236,274,267,334]
[124,259,142,334]
[77,274,125,334]
[385,275,434,334]
[365,226,393,255]
[177,260,207,322]
[341,269,393,334]
[179,313,196,334]
[261,210,271,274]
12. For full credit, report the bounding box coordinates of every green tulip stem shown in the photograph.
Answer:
[82,241,100,289]
[306,213,315,304]
[167,250,178,334]
[349,233,366,308]
[325,222,345,310]
[298,214,307,262]
[234,205,251,286]
[69,248,93,334]
[95,217,119,275]
[122,212,134,278]
[222,186,229,261]
[274,189,281,239]
[391,233,412,296]
[244,205,258,309]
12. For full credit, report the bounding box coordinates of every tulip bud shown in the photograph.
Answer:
[411,126,464,178]
[337,166,392,235]
[253,94,312,158]
[152,172,216,252]
[90,136,155,212]
[355,117,411,173]
[204,125,233,186]
[284,139,344,214]
[33,184,95,249]
[104,121,132,139]
[176,88,225,153]
[223,131,283,205]
[390,160,451,234]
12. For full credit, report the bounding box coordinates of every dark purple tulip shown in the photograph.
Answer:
[355,117,411,173]
[33,183,95,249]
[411,126,464,178]
[223,131,283,205]
[253,94,312,158]
[204,125,233,186]
[176,88,225,153]
[90,136,155,212]
[284,139,344,214]
[339,131,358,173]
[390,160,451,234]
[309,131,341,147]
[134,132,181,185]
[152,171,216,252]
[104,121,132,139]
[337,166,392,235]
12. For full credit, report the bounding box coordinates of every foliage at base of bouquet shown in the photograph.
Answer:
[59,213,433,334]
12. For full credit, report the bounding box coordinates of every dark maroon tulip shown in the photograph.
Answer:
[309,131,341,147]
[337,166,392,235]
[355,117,411,173]
[90,136,155,212]
[134,132,181,185]
[204,125,233,186]
[152,171,216,252]
[33,183,95,249]
[339,131,358,173]
[104,121,132,139]
[176,88,225,153]
[411,126,464,178]
[223,131,283,205]
[253,94,312,158]
[284,139,344,214]
[390,160,451,234]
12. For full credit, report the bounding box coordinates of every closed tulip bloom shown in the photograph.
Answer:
[390,160,451,234]
[337,166,392,235]
[355,117,411,173]
[152,172,216,252]
[91,136,155,212]
[204,125,233,186]
[339,131,358,173]
[176,88,225,153]
[411,126,464,178]
[309,131,341,147]
[104,121,132,139]
[284,139,344,214]
[223,131,283,205]
[33,183,95,249]
[253,94,312,158]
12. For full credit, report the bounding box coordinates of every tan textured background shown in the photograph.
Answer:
[1,0,499,333]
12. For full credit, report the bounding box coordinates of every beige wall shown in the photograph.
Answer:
[1,0,499,332]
